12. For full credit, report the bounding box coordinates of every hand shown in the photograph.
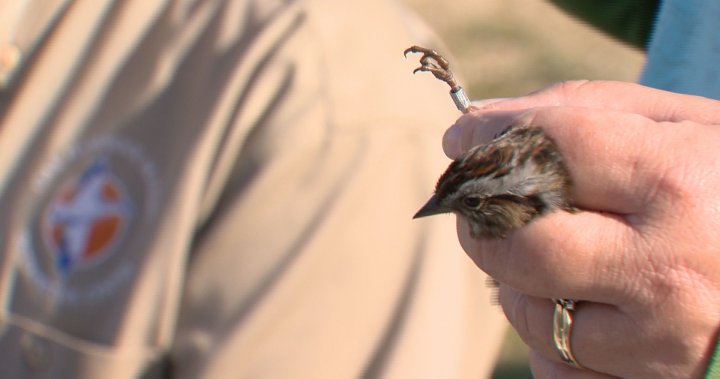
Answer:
[444,80,720,378]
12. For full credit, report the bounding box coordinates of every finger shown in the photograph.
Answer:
[444,80,720,159]
[528,350,619,379]
[500,286,632,378]
[443,109,519,159]
[458,210,641,306]
[446,105,686,214]
[482,80,720,125]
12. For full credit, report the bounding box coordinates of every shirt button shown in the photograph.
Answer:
[0,42,22,90]
[20,332,51,371]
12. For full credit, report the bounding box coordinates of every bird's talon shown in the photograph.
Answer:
[404,45,460,91]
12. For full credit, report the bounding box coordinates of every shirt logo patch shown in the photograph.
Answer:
[42,159,133,276]
[18,137,161,307]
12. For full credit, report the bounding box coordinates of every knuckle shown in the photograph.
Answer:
[650,162,692,204]
[541,79,593,101]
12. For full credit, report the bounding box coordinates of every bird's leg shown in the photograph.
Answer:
[404,45,470,112]
[404,45,460,92]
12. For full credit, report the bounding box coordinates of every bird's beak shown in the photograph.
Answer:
[413,195,452,219]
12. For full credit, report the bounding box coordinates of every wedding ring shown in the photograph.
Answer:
[552,298,582,368]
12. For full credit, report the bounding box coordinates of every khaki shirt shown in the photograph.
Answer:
[0,0,505,377]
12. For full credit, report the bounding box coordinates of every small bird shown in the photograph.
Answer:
[413,126,574,239]
[405,45,574,239]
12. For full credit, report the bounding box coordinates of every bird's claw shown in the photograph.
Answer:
[404,45,459,91]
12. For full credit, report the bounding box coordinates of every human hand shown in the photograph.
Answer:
[444,80,720,378]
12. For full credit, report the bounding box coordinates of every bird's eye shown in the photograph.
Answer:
[463,196,482,209]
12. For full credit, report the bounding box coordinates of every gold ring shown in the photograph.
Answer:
[552,298,582,368]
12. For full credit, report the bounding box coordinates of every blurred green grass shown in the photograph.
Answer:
[400,0,645,377]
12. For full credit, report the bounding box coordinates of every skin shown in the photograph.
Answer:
[443,80,720,378]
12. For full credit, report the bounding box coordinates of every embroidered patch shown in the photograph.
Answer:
[19,137,161,307]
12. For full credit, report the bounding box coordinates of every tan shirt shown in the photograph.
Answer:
[0,0,505,377]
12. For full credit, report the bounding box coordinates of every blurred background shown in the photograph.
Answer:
[400,0,645,377]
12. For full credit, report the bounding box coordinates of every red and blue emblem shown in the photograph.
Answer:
[41,159,133,276]
[19,137,159,306]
